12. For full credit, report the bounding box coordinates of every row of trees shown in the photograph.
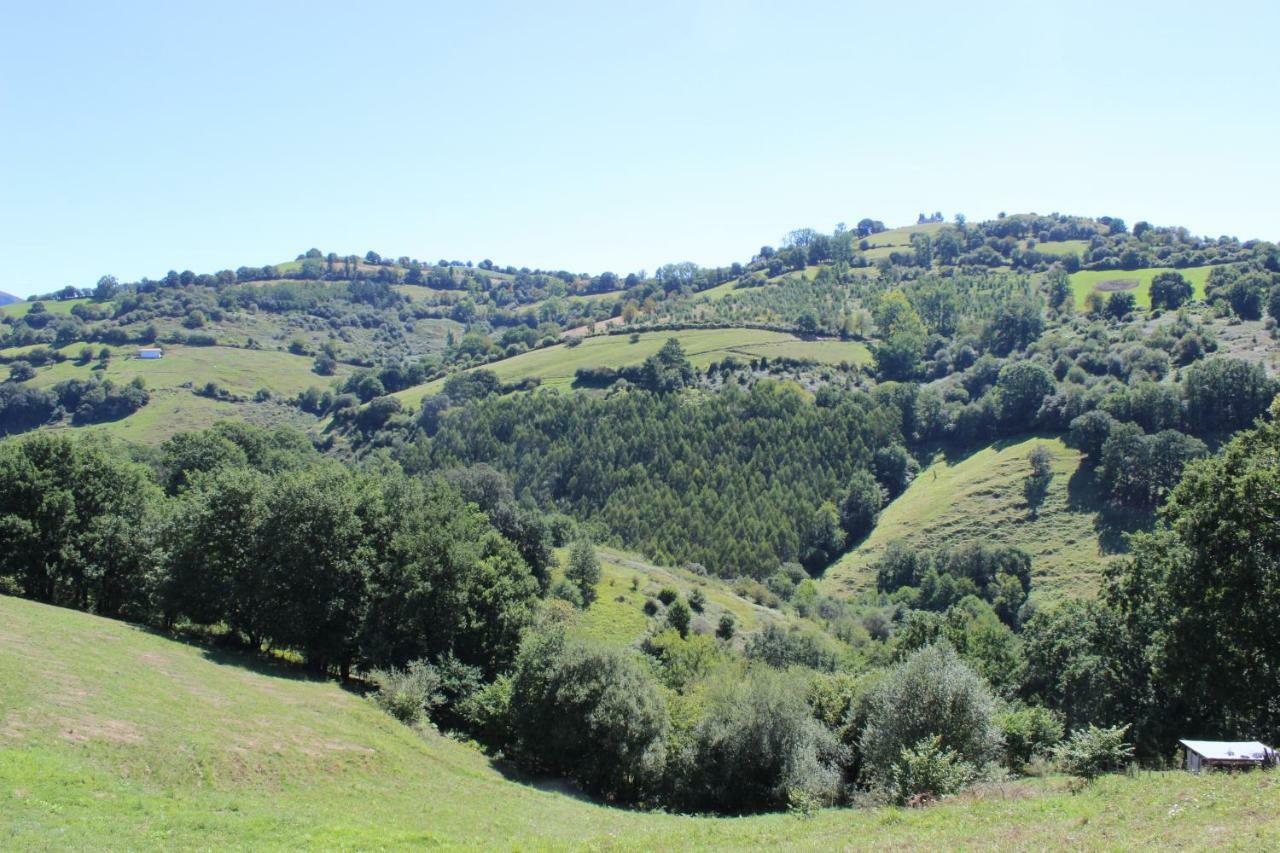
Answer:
[0,428,543,679]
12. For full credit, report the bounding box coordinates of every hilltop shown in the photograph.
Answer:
[5,593,1278,850]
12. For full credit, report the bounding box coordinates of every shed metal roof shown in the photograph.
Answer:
[1178,740,1273,761]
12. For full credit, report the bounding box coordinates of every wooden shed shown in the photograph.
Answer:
[1178,740,1275,772]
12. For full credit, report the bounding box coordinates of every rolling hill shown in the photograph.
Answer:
[4,594,1278,850]
[0,291,19,306]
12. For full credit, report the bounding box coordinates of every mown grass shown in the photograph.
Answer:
[821,436,1142,600]
[4,594,1277,850]
[394,328,869,407]
[1069,266,1214,309]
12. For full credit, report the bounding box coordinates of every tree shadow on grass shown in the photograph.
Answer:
[487,757,605,805]
[1066,464,1153,555]
[133,621,366,695]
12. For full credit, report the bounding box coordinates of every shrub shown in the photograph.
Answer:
[997,704,1063,771]
[369,659,443,726]
[688,587,707,613]
[666,599,691,638]
[745,624,838,671]
[507,632,669,801]
[716,613,736,640]
[656,587,679,606]
[888,736,975,805]
[677,668,846,812]
[565,538,601,607]
[860,644,1002,794]
[1053,723,1134,782]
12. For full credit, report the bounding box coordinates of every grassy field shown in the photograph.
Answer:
[1069,266,1213,309]
[1033,239,1089,257]
[821,436,1142,600]
[858,222,947,250]
[4,594,1278,850]
[0,298,95,318]
[14,344,350,443]
[394,328,870,407]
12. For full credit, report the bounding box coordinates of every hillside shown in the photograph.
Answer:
[821,436,1144,600]
[5,594,1278,850]
[0,290,19,306]
[394,327,869,406]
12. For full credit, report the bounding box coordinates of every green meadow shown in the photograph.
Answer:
[11,344,351,443]
[394,328,870,407]
[3,594,1277,850]
[1069,266,1213,309]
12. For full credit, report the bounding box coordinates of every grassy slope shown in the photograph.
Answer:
[0,298,95,318]
[560,547,804,649]
[4,594,1278,850]
[16,344,351,444]
[394,328,870,407]
[1069,266,1213,309]
[822,436,1142,601]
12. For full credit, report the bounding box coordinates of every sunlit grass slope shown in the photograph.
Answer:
[559,547,804,648]
[11,344,351,443]
[395,328,869,407]
[821,437,1141,601]
[4,595,1278,850]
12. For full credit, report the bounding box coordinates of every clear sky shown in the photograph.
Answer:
[2,0,1278,296]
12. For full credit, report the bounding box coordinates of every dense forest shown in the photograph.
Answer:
[2,211,1279,814]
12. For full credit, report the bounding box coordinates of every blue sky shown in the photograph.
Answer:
[2,0,1277,296]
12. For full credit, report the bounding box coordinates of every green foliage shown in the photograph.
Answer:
[424,384,901,578]
[666,598,691,638]
[676,668,845,812]
[873,291,927,379]
[1182,356,1275,435]
[566,538,601,607]
[861,644,1002,794]
[996,704,1064,771]
[839,469,883,545]
[507,632,669,801]
[745,623,839,671]
[369,659,443,725]
[1054,724,1134,782]
[1149,271,1192,309]
[888,736,976,805]
[0,433,159,618]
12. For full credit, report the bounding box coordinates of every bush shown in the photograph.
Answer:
[370,659,443,726]
[656,587,679,606]
[860,644,1002,793]
[507,632,669,802]
[997,704,1063,771]
[1053,723,1134,782]
[888,736,975,805]
[677,668,846,812]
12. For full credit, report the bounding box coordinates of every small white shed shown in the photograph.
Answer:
[1178,740,1275,772]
